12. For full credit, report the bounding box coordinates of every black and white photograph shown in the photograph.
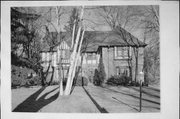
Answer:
[10,5,160,113]
[1,1,179,119]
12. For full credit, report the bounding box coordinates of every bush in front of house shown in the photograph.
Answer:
[128,80,140,86]
[11,65,41,88]
[93,69,100,86]
[98,57,106,86]
[73,76,88,86]
[93,57,106,86]
[106,75,131,86]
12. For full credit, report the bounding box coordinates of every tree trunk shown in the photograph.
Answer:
[64,6,84,95]
[68,30,85,92]
[71,20,76,49]
[59,57,64,95]
[64,27,82,95]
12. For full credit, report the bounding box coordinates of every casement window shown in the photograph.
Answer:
[116,66,130,76]
[114,47,131,59]
[61,49,70,59]
[86,53,97,64]
[52,52,57,66]
[116,67,121,75]
[41,52,50,66]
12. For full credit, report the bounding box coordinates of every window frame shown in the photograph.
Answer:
[114,46,131,59]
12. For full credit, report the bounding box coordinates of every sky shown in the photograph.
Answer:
[19,5,157,42]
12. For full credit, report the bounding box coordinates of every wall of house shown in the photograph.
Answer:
[102,47,131,81]
[101,46,145,83]
[81,53,100,83]
[102,47,114,79]
[40,41,70,83]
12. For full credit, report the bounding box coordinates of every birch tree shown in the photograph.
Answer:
[41,7,66,94]
[141,6,159,84]
[64,6,85,95]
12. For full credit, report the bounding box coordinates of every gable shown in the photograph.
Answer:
[41,28,146,53]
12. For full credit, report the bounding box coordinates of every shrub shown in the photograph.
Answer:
[93,69,100,86]
[93,57,106,86]
[74,76,88,86]
[11,65,41,88]
[129,81,140,86]
[106,75,131,86]
[98,57,106,85]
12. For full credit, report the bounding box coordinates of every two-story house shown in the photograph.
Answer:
[40,29,146,84]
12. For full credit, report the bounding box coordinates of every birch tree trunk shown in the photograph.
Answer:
[58,48,64,95]
[71,20,76,49]
[64,7,84,95]
[68,29,85,92]
[55,7,64,95]
[64,27,82,95]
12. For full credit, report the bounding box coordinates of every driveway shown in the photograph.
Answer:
[84,84,160,113]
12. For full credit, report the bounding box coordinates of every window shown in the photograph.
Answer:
[61,49,70,59]
[116,67,121,75]
[116,66,130,76]
[114,47,130,59]
[86,53,96,64]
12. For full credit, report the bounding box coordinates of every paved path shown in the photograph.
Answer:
[40,86,100,113]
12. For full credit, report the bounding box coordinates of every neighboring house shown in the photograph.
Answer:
[40,29,146,84]
[40,39,71,83]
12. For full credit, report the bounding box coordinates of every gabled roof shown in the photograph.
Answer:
[82,29,146,52]
[41,32,71,52]
[41,28,146,52]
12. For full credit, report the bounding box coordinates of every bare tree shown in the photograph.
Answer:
[97,6,143,82]
[141,6,160,84]
[40,7,67,95]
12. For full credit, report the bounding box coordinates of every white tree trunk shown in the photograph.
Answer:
[64,27,82,95]
[55,6,64,95]
[59,58,64,95]
[71,20,76,49]
[68,29,85,93]
[64,7,84,95]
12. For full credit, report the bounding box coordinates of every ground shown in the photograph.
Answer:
[12,84,160,113]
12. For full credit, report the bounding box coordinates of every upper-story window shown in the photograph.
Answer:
[61,49,70,59]
[114,47,130,59]
[86,53,97,64]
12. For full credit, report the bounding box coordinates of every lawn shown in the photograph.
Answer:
[12,84,160,113]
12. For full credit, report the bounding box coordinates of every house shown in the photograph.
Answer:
[40,29,146,84]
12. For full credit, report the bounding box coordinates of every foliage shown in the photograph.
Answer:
[144,46,160,84]
[11,65,41,88]
[93,69,100,86]
[106,75,131,86]
[93,57,106,86]
[11,8,41,58]
[11,8,45,86]
[98,57,106,86]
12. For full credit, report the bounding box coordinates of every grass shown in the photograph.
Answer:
[12,84,160,113]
